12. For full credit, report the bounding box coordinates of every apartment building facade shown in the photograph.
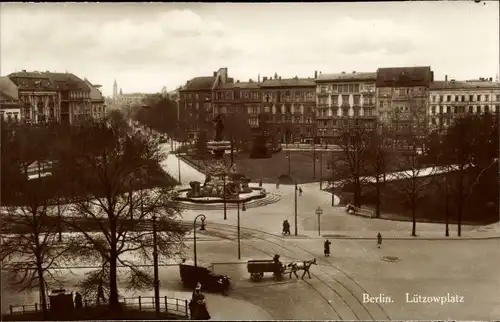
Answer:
[315,71,377,144]
[0,76,21,123]
[429,77,500,131]
[7,71,92,124]
[85,80,107,120]
[259,76,316,144]
[376,67,434,139]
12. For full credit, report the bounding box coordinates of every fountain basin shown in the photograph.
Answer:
[175,187,267,204]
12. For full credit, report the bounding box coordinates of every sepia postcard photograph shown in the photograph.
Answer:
[0,1,499,321]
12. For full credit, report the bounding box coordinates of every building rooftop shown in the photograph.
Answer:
[259,78,315,88]
[316,72,376,82]
[216,81,260,89]
[0,76,19,101]
[430,80,500,90]
[376,66,433,87]
[84,79,105,101]
[8,71,90,92]
[180,76,216,91]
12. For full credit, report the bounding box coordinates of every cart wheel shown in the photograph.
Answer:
[250,273,259,282]
[256,273,263,281]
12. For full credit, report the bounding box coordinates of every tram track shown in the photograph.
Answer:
[196,222,390,320]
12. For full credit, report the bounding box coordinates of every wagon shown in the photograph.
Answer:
[247,259,285,282]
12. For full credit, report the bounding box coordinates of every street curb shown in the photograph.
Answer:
[314,235,500,240]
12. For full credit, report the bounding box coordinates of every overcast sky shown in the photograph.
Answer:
[1,2,499,97]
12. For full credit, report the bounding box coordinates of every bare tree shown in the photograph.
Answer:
[364,130,392,218]
[60,118,188,311]
[393,134,436,236]
[442,114,499,236]
[336,118,371,207]
[1,126,72,315]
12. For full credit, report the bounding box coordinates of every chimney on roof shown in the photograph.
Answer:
[341,71,345,74]
[263,76,268,82]
[489,77,493,81]
[22,69,26,72]
[314,70,318,78]
[237,80,240,83]
[445,75,448,82]
[213,71,217,76]
[258,74,261,83]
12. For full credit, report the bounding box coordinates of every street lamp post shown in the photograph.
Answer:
[237,200,241,259]
[193,214,206,268]
[294,181,298,236]
[223,174,227,220]
[152,212,160,316]
[330,151,335,206]
[316,206,323,236]
[285,152,291,176]
[319,152,323,190]
[312,146,316,180]
[177,153,181,184]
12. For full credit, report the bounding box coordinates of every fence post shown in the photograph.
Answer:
[176,299,179,311]
[22,305,25,313]
[35,303,38,312]
[138,296,142,311]
[164,296,168,313]
[184,299,188,317]
[9,305,13,315]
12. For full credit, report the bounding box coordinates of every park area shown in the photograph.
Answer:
[356,166,499,225]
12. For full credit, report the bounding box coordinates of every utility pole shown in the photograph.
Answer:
[331,151,335,206]
[319,152,323,190]
[223,174,227,220]
[294,181,298,236]
[312,146,316,179]
[237,200,241,259]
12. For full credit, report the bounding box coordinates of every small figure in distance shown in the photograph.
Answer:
[377,232,382,249]
[324,239,331,257]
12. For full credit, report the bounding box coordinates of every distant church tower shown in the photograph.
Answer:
[113,79,118,98]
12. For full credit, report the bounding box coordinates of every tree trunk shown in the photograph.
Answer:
[36,261,48,315]
[375,176,381,218]
[354,177,361,207]
[457,173,465,237]
[109,246,120,311]
[411,200,417,236]
[445,173,449,237]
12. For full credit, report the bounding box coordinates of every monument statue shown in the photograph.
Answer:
[213,114,224,141]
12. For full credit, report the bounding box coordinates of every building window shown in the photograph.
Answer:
[341,95,349,106]
[188,93,192,99]
[485,95,489,102]
[468,106,473,113]
[332,84,338,92]
[348,84,354,93]
[496,95,500,101]
[295,92,302,102]
[252,92,259,100]
[342,84,349,93]
[446,95,451,102]
[477,95,481,102]
[431,106,436,114]
[477,106,482,114]
[454,106,458,114]
[353,95,360,105]
[485,105,489,113]
[495,105,499,114]
[439,106,443,113]
[461,95,465,102]
[353,108,359,117]
[432,96,436,103]
[243,91,249,99]
[225,92,231,99]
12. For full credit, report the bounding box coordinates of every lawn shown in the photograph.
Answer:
[358,167,499,225]
[184,150,413,185]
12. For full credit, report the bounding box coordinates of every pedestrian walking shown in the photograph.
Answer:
[259,179,263,187]
[377,232,382,248]
[324,239,331,257]
[299,187,303,196]
[283,220,291,235]
[74,292,83,309]
[276,182,280,190]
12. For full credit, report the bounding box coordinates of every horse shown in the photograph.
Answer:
[287,258,317,279]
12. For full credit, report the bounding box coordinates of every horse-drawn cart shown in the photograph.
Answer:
[247,259,285,282]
